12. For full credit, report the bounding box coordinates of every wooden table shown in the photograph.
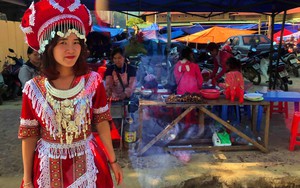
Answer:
[137,97,270,155]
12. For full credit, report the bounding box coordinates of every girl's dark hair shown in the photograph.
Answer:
[180,47,193,61]
[111,47,124,59]
[27,47,34,55]
[206,42,219,51]
[41,35,89,80]
[226,57,241,71]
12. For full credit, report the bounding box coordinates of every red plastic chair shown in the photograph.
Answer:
[289,111,300,151]
[270,102,288,118]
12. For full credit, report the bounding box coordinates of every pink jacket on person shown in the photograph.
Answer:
[174,60,203,95]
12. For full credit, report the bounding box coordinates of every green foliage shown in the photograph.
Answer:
[126,17,145,27]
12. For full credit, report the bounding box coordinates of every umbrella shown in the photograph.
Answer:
[176,26,256,44]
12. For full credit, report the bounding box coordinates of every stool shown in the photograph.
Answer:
[270,102,288,118]
[289,111,300,151]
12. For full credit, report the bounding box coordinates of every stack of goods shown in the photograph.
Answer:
[165,93,206,103]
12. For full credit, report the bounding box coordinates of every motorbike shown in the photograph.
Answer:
[240,48,262,85]
[268,51,293,91]
[280,50,300,77]
[0,60,8,105]
[2,48,23,100]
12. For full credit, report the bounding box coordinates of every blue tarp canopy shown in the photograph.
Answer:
[141,23,160,31]
[181,24,205,34]
[83,0,300,14]
[161,30,185,39]
[92,25,124,38]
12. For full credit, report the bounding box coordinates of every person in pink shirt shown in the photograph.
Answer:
[173,47,204,143]
[174,47,203,95]
[206,42,232,86]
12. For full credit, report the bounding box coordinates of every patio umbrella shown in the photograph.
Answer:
[176,26,256,44]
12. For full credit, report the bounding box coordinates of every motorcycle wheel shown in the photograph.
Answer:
[247,68,261,85]
[292,68,299,77]
[270,74,288,91]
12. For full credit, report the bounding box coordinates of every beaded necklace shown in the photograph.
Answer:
[45,77,90,144]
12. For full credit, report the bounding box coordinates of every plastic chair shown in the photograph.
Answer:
[270,102,288,118]
[289,111,300,151]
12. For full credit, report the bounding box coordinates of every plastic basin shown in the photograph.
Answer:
[199,89,221,99]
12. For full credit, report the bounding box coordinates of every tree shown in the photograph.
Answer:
[113,12,126,28]
[126,17,145,27]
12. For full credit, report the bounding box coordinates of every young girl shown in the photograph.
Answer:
[219,57,244,103]
[19,0,123,187]
[173,47,203,94]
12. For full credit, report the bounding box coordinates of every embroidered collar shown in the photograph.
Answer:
[178,59,190,72]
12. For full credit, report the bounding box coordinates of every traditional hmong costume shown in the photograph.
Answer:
[18,72,114,187]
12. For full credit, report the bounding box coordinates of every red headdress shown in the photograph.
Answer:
[20,0,92,53]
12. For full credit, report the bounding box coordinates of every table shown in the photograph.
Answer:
[137,97,270,155]
[263,91,300,111]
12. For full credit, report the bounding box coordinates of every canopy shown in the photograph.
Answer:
[92,25,124,38]
[141,23,160,31]
[161,30,185,39]
[273,28,293,42]
[175,26,256,44]
[83,0,300,14]
[181,24,205,34]
[282,31,300,41]
[142,30,179,43]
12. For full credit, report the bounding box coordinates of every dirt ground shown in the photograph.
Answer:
[1,76,300,188]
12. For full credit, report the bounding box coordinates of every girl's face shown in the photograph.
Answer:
[113,53,125,68]
[53,33,81,69]
[210,49,218,58]
[28,51,41,67]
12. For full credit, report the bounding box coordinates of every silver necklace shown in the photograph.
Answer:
[45,77,84,99]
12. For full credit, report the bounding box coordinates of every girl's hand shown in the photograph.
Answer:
[110,163,123,185]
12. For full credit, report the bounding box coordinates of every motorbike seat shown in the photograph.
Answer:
[271,61,285,66]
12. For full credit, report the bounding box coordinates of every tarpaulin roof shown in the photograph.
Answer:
[282,31,300,41]
[141,23,160,31]
[176,26,256,44]
[181,24,205,34]
[83,0,300,14]
[92,25,124,37]
[161,30,185,39]
[273,28,293,42]
[142,30,179,43]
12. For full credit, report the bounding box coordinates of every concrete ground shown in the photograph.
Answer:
[1,75,300,188]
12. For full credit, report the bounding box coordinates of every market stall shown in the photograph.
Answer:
[136,97,270,155]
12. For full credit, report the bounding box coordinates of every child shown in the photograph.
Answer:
[219,57,244,103]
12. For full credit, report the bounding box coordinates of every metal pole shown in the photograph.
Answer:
[273,11,287,89]
[167,12,171,57]
[268,13,275,89]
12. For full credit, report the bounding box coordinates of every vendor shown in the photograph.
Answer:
[105,47,137,100]
[206,42,232,86]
